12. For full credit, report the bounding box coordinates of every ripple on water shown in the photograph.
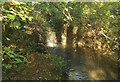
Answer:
[68,69,89,80]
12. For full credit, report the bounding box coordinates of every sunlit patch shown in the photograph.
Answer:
[97,45,102,49]
[46,29,58,47]
[47,42,57,47]
[110,71,117,79]
[78,40,85,47]
[61,25,67,47]
[61,33,66,47]
[73,27,78,35]
[89,68,105,80]
[73,37,77,48]
[78,42,83,46]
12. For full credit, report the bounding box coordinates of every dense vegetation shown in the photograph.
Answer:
[1,2,119,80]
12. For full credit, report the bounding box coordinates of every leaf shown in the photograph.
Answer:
[6,64,12,69]
[6,37,10,41]
[101,28,103,30]
[4,47,11,51]
[17,52,22,55]
[7,53,15,58]
[13,1,20,5]
[10,24,14,27]
[24,59,29,64]
[69,7,73,9]
[7,14,15,20]
[19,2,26,4]
[115,38,117,40]
[25,11,29,14]
[3,9,10,12]
[28,17,33,21]
[16,26,22,29]
[18,14,26,21]
[14,58,22,63]
[25,32,32,35]
[9,50,16,55]
[13,22,21,27]
[19,55,25,58]
[21,17,26,21]
[9,7,13,10]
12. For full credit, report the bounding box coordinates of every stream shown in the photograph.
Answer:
[67,48,118,80]
[47,45,118,80]
[46,31,118,80]
[68,53,89,80]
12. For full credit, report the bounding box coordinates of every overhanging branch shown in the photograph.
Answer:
[50,3,72,21]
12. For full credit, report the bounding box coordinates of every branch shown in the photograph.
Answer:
[99,31,120,45]
[50,3,72,21]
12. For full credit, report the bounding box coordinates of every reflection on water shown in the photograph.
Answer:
[68,48,118,80]
[46,31,118,80]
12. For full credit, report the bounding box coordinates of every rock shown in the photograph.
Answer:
[79,62,83,64]
[75,73,79,76]
[69,69,75,71]
[79,77,82,79]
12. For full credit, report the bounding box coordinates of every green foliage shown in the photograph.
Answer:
[52,55,65,72]
[13,21,21,29]
[3,46,29,64]
[7,14,15,20]
[2,46,29,80]
[1,1,119,80]
[2,2,34,29]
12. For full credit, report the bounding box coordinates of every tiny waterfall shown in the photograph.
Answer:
[46,30,58,48]
[46,30,66,56]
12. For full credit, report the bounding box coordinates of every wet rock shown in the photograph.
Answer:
[75,73,79,76]
[79,62,83,64]
[79,77,83,79]
[81,70,86,73]
[69,69,75,71]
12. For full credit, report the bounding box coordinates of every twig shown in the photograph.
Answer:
[50,3,72,21]
[99,31,120,45]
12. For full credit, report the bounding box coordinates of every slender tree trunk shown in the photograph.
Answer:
[66,24,74,58]
[0,3,2,81]
[117,4,120,80]
[75,27,82,54]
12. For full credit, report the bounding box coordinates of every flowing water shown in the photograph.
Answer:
[46,31,118,80]
[68,48,118,80]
